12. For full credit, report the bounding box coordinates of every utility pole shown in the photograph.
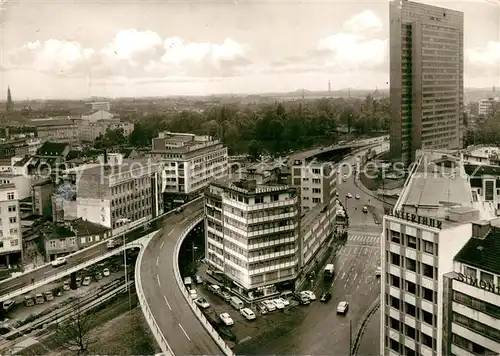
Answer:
[349,319,353,355]
[118,218,132,311]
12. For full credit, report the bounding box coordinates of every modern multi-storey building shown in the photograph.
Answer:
[76,153,163,234]
[87,101,111,112]
[389,0,464,164]
[205,179,301,299]
[0,183,21,266]
[151,132,228,209]
[380,150,496,356]
[30,118,80,144]
[442,220,500,356]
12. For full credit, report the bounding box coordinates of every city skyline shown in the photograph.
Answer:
[0,0,499,99]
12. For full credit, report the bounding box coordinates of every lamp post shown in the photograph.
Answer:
[191,242,198,273]
[117,218,131,310]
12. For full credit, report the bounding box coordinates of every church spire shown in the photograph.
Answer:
[6,87,13,113]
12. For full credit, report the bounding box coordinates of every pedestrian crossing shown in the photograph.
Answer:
[346,234,380,245]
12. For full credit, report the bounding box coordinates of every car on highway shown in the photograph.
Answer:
[294,293,310,305]
[82,276,91,286]
[272,299,285,310]
[219,313,234,326]
[103,268,110,277]
[194,298,210,309]
[175,206,184,214]
[337,301,349,314]
[208,284,221,294]
[346,193,353,198]
[320,291,332,303]
[189,289,198,300]
[51,257,67,267]
[263,300,276,312]
[362,206,368,213]
[194,274,203,284]
[301,290,316,301]
[355,194,360,199]
[256,302,268,315]
[184,277,192,286]
[240,308,256,320]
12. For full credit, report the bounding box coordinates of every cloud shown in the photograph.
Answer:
[466,41,500,76]
[267,10,387,75]
[343,10,383,34]
[6,29,251,79]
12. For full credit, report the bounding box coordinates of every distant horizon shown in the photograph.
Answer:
[1,86,498,102]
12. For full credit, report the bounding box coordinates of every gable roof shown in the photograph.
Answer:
[455,227,500,275]
[37,142,69,157]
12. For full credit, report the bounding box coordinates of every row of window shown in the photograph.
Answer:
[0,239,19,249]
[388,252,437,279]
[386,315,435,349]
[388,230,437,255]
[388,273,437,303]
[452,333,498,356]
[385,293,437,326]
[453,312,500,344]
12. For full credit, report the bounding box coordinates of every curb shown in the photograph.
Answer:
[351,297,380,356]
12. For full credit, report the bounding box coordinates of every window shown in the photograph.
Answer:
[391,252,401,266]
[312,168,321,175]
[405,346,416,356]
[7,192,14,200]
[464,266,477,278]
[391,231,401,243]
[312,188,321,194]
[453,290,500,320]
[312,198,321,203]
[49,240,56,248]
[423,263,434,279]
[390,274,401,288]
[406,281,417,295]
[424,240,434,254]
[390,296,400,310]
[480,271,494,284]
[390,317,400,331]
[9,217,16,224]
[312,178,321,184]
[453,312,500,343]
[405,325,416,340]
[10,240,18,246]
[9,228,18,235]
[423,310,434,326]
[7,205,16,212]
[422,333,433,348]
[406,258,417,272]
[81,237,86,244]
[405,303,417,317]
[423,287,434,302]
[407,235,417,249]
[390,339,400,353]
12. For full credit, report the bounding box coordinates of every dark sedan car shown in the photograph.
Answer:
[320,291,332,303]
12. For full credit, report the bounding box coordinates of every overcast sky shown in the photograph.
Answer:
[0,0,499,99]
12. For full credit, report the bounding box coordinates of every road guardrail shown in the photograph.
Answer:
[173,214,235,356]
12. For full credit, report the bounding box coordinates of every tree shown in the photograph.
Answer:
[248,140,262,161]
[94,128,126,149]
[53,296,97,355]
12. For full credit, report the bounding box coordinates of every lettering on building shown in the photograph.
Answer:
[384,208,443,229]
[455,273,500,295]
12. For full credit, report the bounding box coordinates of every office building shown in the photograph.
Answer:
[380,150,496,356]
[151,132,228,209]
[0,184,21,266]
[389,0,464,164]
[87,101,111,112]
[76,153,163,234]
[205,180,300,299]
[442,220,500,356]
[478,98,498,117]
[30,118,80,144]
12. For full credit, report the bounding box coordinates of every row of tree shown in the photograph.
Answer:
[107,96,390,157]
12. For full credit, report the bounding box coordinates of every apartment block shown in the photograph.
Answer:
[380,151,496,356]
[205,180,300,299]
[151,132,228,209]
[442,220,500,356]
[32,179,54,217]
[390,0,464,164]
[87,101,111,112]
[76,154,163,234]
[30,119,79,144]
[0,184,21,266]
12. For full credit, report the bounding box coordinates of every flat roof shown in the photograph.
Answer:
[301,202,327,232]
[455,227,500,275]
[79,158,160,177]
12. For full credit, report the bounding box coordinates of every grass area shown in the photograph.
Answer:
[17,292,159,356]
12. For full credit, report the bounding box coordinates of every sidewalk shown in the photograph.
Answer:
[355,308,380,356]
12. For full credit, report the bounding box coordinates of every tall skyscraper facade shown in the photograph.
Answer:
[389,0,464,164]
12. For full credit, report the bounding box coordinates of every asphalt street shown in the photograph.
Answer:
[139,198,222,356]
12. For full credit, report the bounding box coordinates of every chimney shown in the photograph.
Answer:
[471,221,491,240]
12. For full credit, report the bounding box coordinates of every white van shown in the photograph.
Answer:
[230,296,244,310]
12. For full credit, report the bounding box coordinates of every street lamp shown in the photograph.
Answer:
[117,217,131,310]
[191,242,198,273]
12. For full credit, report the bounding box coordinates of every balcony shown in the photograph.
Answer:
[248,223,298,237]
[248,248,297,263]
[249,260,298,276]
[248,237,296,250]
[247,212,296,224]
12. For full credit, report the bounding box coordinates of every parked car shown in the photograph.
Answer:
[82,277,91,286]
[194,275,203,284]
[103,268,110,277]
[175,206,184,214]
[184,277,192,286]
[362,206,368,213]
[301,290,316,301]
[355,194,360,199]
[337,301,349,314]
[272,299,285,310]
[219,313,234,326]
[194,298,210,309]
[346,193,353,198]
[220,290,232,301]
[63,281,70,291]
[320,291,332,303]
[189,289,198,300]
[208,284,221,294]
[44,291,54,301]
[76,276,82,286]
[295,293,310,305]
[263,300,276,312]
[35,294,45,304]
[51,257,67,267]
[240,308,256,320]
[277,297,289,306]
[376,267,382,276]
[256,302,268,315]
[3,300,14,312]
[24,295,34,307]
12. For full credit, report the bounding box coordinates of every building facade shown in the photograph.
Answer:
[81,109,113,122]
[389,0,464,164]
[291,158,333,212]
[442,220,500,356]
[87,101,111,112]
[205,180,300,299]
[31,119,79,144]
[76,155,163,234]
[32,179,54,217]
[0,184,21,266]
[151,132,228,209]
